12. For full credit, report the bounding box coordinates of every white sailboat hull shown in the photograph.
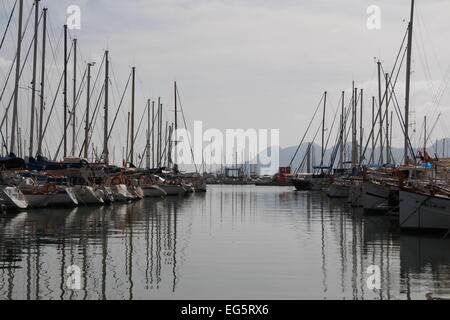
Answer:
[142,185,167,197]
[0,187,28,209]
[112,184,135,201]
[75,186,104,205]
[23,193,55,208]
[48,187,79,206]
[159,184,186,196]
[399,189,450,230]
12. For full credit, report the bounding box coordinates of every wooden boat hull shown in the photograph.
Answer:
[348,180,363,207]
[327,183,350,198]
[362,181,391,214]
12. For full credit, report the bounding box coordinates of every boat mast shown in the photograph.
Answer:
[29,0,40,158]
[103,50,109,164]
[307,143,312,174]
[320,91,327,168]
[404,0,415,165]
[146,99,150,169]
[10,0,24,155]
[37,7,47,156]
[377,61,384,164]
[130,66,135,165]
[152,100,155,168]
[351,83,357,168]
[157,98,162,167]
[63,24,68,158]
[385,73,390,163]
[423,116,427,154]
[125,111,130,166]
[84,62,93,159]
[340,91,344,169]
[371,96,375,164]
[359,89,363,165]
[174,81,178,169]
[72,38,77,156]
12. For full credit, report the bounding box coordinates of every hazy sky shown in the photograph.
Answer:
[1,0,450,163]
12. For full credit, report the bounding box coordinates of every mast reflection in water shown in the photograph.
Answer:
[0,185,449,300]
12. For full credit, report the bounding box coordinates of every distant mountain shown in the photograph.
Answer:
[256,137,450,175]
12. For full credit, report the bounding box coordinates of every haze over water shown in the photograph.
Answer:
[1,185,449,300]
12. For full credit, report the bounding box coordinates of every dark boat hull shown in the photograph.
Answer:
[292,179,312,191]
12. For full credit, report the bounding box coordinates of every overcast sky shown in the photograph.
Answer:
[1,0,450,163]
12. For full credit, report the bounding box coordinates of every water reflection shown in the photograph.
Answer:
[0,185,449,300]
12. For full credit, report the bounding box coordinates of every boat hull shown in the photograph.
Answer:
[48,187,79,206]
[0,187,28,210]
[399,189,450,230]
[327,183,350,198]
[348,180,363,207]
[142,185,166,197]
[159,184,186,196]
[75,186,104,205]
[112,185,135,201]
[292,179,312,191]
[23,193,54,208]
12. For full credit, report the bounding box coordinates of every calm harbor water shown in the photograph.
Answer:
[0,185,449,300]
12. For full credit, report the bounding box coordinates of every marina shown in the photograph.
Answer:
[0,0,449,302]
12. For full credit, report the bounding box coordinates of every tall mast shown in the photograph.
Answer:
[404,0,415,165]
[29,0,40,158]
[377,61,384,164]
[385,73,390,163]
[340,91,345,169]
[359,89,363,165]
[320,91,327,168]
[72,38,77,156]
[307,143,311,174]
[163,121,168,165]
[84,62,93,159]
[157,98,161,167]
[423,116,427,154]
[63,24,68,158]
[146,99,150,169]
[152,101,155,168]
[10,0,24,155]
[174,81,178,169]
[159,102,163,167]
[103,50,109,164]
[37,7,47,156]
[351,84,357,167]
[130,66,135,165]
[125,111,130,166]
[371,96,375,164]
